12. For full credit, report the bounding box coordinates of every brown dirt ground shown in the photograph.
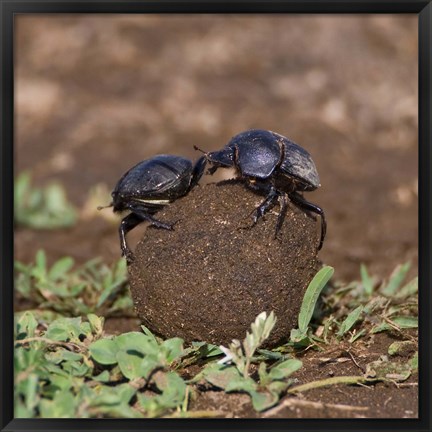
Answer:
[189,333,418,419]
[14,14,418,418]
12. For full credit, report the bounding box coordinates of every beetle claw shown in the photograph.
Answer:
[169,219,181,229]
[236,211,261,232]
[121,248,135,265]
[125,253,135,265]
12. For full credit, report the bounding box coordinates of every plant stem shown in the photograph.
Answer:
[15,336,85,351]
[288,375,377,393]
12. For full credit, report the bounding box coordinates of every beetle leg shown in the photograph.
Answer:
[251,186,279,225]
[119,213,143,263]
[207,165,219,175]
[120,208,175,263]
[274,192,288,238]
[289,192,327,250]
[129,206,175,231]
[189,155,207,190]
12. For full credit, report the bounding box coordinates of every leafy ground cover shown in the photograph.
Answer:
[14,250,418,418]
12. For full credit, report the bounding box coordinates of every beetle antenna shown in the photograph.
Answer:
[193,145,207,155]
[97,202,113,211]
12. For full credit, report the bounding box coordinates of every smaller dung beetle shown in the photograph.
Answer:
[101,154,206,262]
[195,129,326,250]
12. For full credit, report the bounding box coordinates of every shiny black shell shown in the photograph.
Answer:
[112,154,193,210]
[228,129,320,190]
[271,130,320,191]
[227,129,281,179]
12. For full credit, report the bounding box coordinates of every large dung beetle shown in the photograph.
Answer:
[195,129,326,250]
[101,154,206,262]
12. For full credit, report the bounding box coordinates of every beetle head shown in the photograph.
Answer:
[194,145,235,175]
[110,190,128,213]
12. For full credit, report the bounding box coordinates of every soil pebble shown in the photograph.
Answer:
[128,180,320,347]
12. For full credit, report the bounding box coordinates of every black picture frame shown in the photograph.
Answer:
[1,1,431,431]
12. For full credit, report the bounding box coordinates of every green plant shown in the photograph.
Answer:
[313,262,418,344]
[380,262,412,297]
[89,327,184,381]
[290,266,334,345]
[367,262,418,335]
[15,171,77,229]
[14,257,419,418]
[14,312,190,418]
[15,250,132,317]
[194,312,303,412]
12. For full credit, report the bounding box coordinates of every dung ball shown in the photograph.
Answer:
[128,180,320,347]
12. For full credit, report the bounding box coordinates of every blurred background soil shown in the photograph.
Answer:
[15,14,418,283]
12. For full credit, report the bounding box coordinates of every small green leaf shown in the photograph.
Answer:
[395,277,418,299]
[48,257,74,280]
[268,358,302,380]
[349,329,367,343]
[89,338,118,365]
[108,295,133,313]
[89,385,141,417]
[96,283,118,308]
[93,370,111,382]
[35,250,47,275]
[44,374,74,394]
[22,374,39,413]
[45,317,83,341]
[380,262,411,296]
[256,349,284,361]
[15,399,34,418]
[360,264,374,296]
[200,343,223,358]
[257,361,269,385]
[157,372,187,405]
[14,171,31,204]
[117,383,138,404]
[140,356,161,380]
[250,390,279,412]
[87,314,104,336]
[337,305,364,338]
[244,311,277,359]
[371,316,418,334]
[116,350,144,380]
[388,340,417,356]
[16,311,38,339]
[268,379,291,395]
[136,372,186,417]
[15,344,45,374]
[115,332,158,356]
[409,352,418,371]
[45,350,83,365]
[298,266,334,333]
[44,362,70,378]
[202,363,242,389]
[62,359,90,377]
[225,375,257,393]
[39,390,77,418]
[15,172,77,229]
[289,328,308,344]
[91,394,120,407]
[162,337,184,363]
[392,316,418,328]
[141,324,159,344]
[365,357,412,382]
